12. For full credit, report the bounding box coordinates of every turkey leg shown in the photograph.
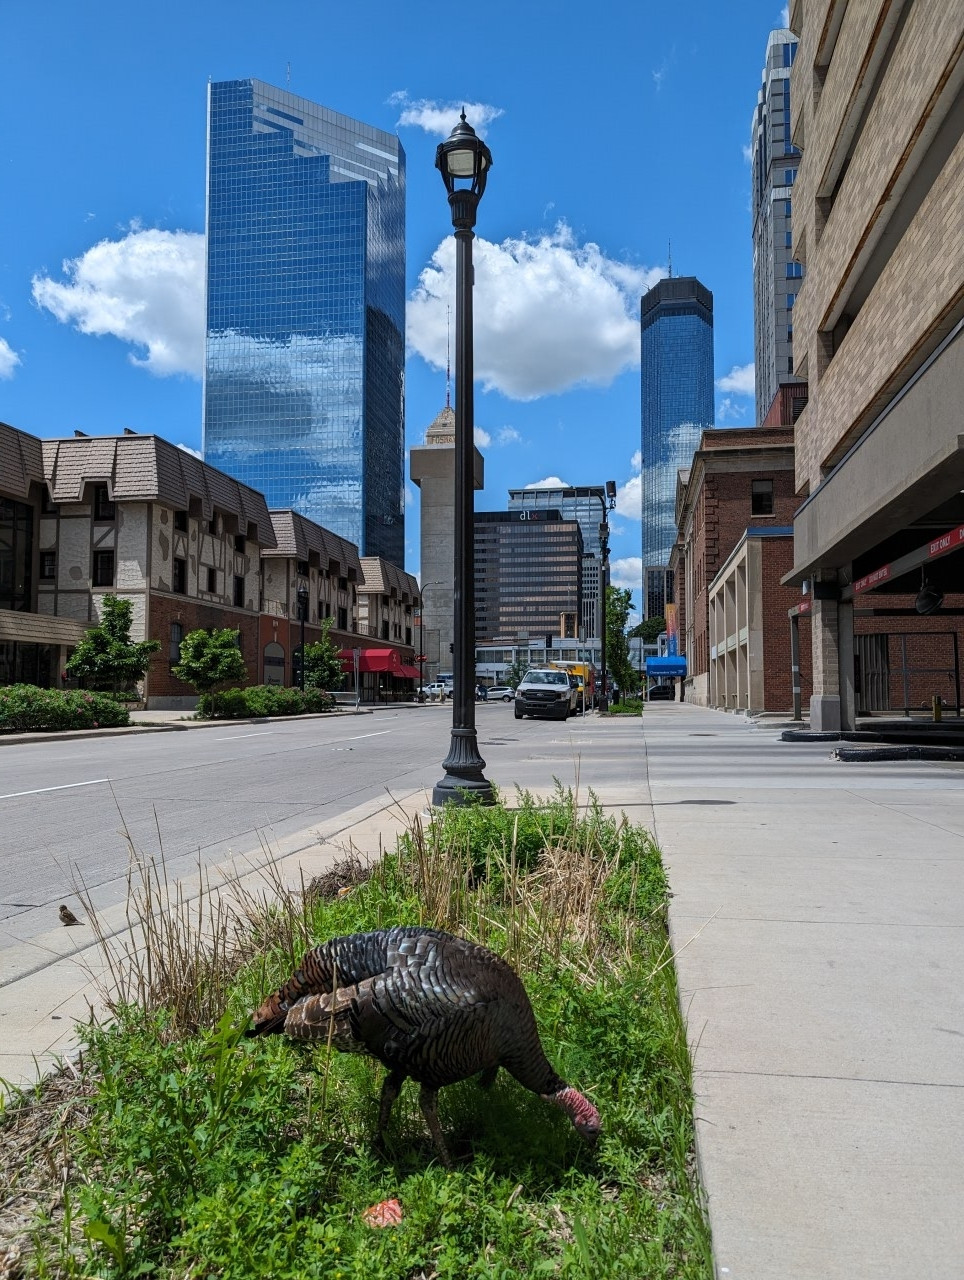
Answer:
[419,1085,453,1169]
[377,1068,406,1137]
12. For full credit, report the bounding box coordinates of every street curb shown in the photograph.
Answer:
[0,707,376,746]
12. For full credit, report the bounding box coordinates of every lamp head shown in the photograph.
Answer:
[436,111,493,227]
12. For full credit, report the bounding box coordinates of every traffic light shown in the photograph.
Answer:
[544,633,552,650]
[449,642,454,653]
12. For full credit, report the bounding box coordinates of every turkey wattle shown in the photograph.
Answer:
[246,925,600,1165]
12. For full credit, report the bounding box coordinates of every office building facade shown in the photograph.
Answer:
[203,79,406,565]
[640,276,714,618]
[474,510,583,644]
[507,485,607,637]
[751,28,805,421]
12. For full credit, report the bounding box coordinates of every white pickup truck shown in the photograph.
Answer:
[420,682,451,700]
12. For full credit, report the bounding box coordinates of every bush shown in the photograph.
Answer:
[198,685,335,720]
[0,685,131,733]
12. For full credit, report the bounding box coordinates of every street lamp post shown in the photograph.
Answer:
[417,580,442,687]
[432,113,494,807]
[296,583,309,692]
[597,481,617,714]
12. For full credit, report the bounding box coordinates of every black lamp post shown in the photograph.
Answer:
[597,481,617,714]
[296,583,309,692]
[432,112,494,807]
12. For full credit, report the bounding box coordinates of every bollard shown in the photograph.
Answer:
[932,694,943,723]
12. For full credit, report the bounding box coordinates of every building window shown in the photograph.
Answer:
[784,168,797,185]
[338,575,348,591]
[296,559,310,576]
[93,550,115,587]
[206,566,217,593]
[234,575,245,607]
[208,515,218,535]
[787,293,795,308]
[234,533,246,553]
[786,261,803,278]
[93,486,115,521]
[174,509,188,532]
[173,557,187,594]
[751,480,774,516]
[40,551,56,580]
[337,606,348,630]
[169,621,183,664]
[41,489,59,515]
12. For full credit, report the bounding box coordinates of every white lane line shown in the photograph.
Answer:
[0,778,110,801]
[213,732,274,741]
[339,731,392,742]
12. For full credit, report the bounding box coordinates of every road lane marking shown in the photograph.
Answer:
[339,731,391,742]
[0,778,109,801]
[213,732,274,741]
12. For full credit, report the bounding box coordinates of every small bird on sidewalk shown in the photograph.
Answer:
[59,904,83,926]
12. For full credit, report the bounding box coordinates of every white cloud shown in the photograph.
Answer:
[496,426,521,445]
[474,426,491,447]
[409,223,663,400]
[32,225,205,377]
[716,396,749,423]
[176,442,203,459]
[742,142,753,164]
[389,93,503,138]
[0,337,21,379]
[611,557,643,590]
[780,6,790,27]
[475,424,522,448]
[615,471,641,521]
[630,449,641,471]
[525,475,570,490]
[717,362,755,395]
[404,484,414,508]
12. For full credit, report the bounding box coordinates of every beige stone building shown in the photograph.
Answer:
[786,0,964,729]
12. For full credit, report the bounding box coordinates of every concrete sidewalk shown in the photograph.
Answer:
[647,702,964,1280]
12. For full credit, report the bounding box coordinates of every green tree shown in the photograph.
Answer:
[605,586,637,696]
[172,629,247,696]
[502,655,530,689]
[65,594,160,693]
[629,615,666,644]
[302,617,343,691]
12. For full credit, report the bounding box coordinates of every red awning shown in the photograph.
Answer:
[338,648,407,674]
[397,665,421,679]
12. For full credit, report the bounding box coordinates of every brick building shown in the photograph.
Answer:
[785,0,964,730]
[672,426,799,707]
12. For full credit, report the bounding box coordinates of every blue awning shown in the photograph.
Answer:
[645,656,687,676]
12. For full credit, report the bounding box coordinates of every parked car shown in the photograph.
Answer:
[421,682,450,700]
[514,669,580,720]
[487,685,515,702]
[647,682,676,701]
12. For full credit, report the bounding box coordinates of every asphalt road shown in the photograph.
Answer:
[0,705,639,957]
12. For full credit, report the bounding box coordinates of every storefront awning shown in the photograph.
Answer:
[338,648,417,675]
[645,656,687,677]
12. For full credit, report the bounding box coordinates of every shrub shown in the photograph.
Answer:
[0,685,130,733]
[198,685,335,720]
[172,629,247,695]
[64,594,160,692]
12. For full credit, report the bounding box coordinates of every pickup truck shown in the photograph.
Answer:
[420,682,451,700]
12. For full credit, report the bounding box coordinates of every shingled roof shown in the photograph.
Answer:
[0,421,46,500]
[266,510,362,578]
[359,556,419,601]
[39,434,276,546]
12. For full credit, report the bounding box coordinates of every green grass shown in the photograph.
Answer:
[8,789,711,1279]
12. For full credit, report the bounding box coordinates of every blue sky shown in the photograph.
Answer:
[0,0,788,616]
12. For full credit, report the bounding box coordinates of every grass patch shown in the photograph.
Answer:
[1,788,711,1279]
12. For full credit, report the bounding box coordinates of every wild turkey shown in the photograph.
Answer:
[246,925,600,1166]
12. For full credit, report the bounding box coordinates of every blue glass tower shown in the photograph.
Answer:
[640,276,714,616]
[203,80,406,564]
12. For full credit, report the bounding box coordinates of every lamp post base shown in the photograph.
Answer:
[432,728,495,806]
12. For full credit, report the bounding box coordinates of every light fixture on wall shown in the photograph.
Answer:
[915,569,943,616]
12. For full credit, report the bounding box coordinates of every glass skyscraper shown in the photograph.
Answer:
[203,79,406,564]
[640,276,714,617]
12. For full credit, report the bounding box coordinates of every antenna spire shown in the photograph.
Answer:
[445,305,451,409]
[668,239,672,277]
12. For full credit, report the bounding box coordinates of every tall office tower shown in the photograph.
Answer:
[507,485,607,637]
[203,80,406,564]
[474,511,583,644]
[410,405,484,682]
[751,29,804,422]
[640,276,714,618]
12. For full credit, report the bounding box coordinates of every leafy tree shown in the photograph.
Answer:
[172,629,247,697]
[65,594,160,693]
[302,618,344,691]
[605,586,637,695]
[629,615,666,644]
[502,656,530,689]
